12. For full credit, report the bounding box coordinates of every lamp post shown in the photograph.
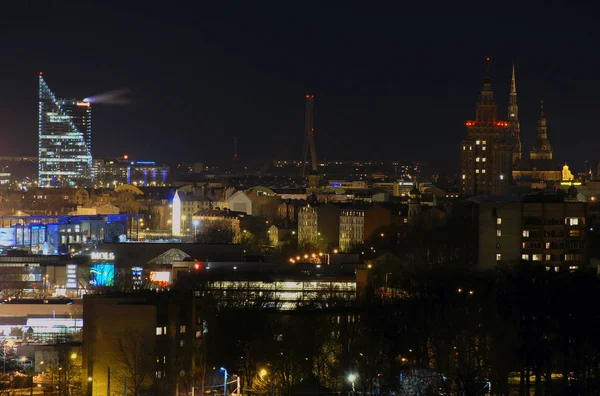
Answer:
[193,220,199,238]
[220,367,228,396]
[347,374,357,395]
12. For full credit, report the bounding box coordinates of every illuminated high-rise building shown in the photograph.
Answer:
[38,73,93,187]
[460,58,514,197]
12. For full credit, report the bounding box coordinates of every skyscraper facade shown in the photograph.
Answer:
[38,74,93,187]
[460,59,514,197]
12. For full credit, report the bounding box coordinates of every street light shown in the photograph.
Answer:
[347,374,357,394]
[193,220,199,236]
[220,367,228,396]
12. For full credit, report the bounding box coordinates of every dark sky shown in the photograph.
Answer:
[1,2,599,171]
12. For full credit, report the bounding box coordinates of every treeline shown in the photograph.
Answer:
[198,265,600,396]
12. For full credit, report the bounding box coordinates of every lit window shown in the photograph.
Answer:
[482,169,486,173]
[532,254,541,261]
[500,174,504,180]
[522,254,529,260]
[569,266,579,271]
[476,157,480,162]
[195,331,202,339]
[545,254,551,261]
[469,146,472,150]
[180,340,185,347]
[463,146,466,150]
[522,230,529,237]
[497,229,502,237]
[476,140,480,145]
[482,140,487,145]
[476,169,480,173]
[179,325,186,334]
[567,218,579,226]
[482,158,486,162]
[462,174,466,180]
[497,218,502,225]
[156,327,163,336]
[569,230,580,237]
[545,242,551,249]
[496,254,501,261]
[482,146,486,151]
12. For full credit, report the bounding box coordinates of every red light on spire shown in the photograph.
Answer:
[486,57,490,61]
[305,94,310,98]
[39,72,43,76]
[124,154,129,160]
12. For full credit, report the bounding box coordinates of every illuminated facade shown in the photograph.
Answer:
[460,59,515,197]
[172,190,181,235]
[38,74,92,187]
[512,103,563,186]
[339,208,365,252]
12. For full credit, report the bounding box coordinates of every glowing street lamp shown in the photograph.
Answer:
[193,219,200,236]
[221,367,228,396]
[347,374,357,393]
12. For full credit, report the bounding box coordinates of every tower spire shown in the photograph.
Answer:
[475,57,497,124]
[509,61,521,163]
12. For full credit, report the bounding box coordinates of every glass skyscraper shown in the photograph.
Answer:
[38,74,92,187]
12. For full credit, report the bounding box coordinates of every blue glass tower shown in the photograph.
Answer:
[38,73,93,187]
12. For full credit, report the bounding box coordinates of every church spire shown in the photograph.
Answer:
[530,100,552,160]
[509,62,521,163]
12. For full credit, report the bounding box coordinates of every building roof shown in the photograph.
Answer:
[513,158,558,171]
[147,248,191,265]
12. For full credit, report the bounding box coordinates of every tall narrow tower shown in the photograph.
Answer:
[508,63,522,163]
[38,73,93,188]
[530,101,553,160]
[301,94,317,177]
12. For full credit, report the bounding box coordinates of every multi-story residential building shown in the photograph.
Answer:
[478,190,587,271]
[38,74,93,188]
[339,208,365,252]
[298,203,318,247]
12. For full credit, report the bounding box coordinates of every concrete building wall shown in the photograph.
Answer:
[478,202,521,271]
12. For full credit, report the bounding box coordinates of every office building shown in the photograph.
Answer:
[38,74,93,188]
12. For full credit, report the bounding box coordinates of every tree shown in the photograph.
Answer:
[113,329,154,396]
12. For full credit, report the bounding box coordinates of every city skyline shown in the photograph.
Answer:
[0,4,599,170]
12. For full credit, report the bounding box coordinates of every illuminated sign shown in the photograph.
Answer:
[132,267,143,288]
[0,228,15,247]
[76,102,90,107]
[91,252,115,260]
[149,271,170,285]
[90,264,115,287]
[66,264,78,289]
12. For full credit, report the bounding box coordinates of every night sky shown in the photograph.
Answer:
[1,2,599,172]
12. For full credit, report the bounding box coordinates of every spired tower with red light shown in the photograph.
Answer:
[460,58,515,197]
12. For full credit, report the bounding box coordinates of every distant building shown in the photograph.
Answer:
[460,60,516,197]
[83,292,196,396]
[95,157,169,187]
[227,191,252,215]
[478,190,587,271]
[339,208,365,252]
[38,74,92,188]
[298,203,318,247]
